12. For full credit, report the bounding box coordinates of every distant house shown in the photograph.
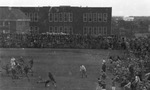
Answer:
[123,16,134,21]
[0,7,30,34]
[112,16,134,21]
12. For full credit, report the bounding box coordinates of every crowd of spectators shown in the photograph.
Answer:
[107,37,150,90]
[0,33,126,49]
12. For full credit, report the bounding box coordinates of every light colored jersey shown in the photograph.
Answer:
[96,83,101,90]
[10,58,16,68]
[112,87,116,90]
[96,85,101,90]
[135,76,140,83]
[80,65,86,71]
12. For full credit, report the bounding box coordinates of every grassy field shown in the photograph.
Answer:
[0,48,124,90]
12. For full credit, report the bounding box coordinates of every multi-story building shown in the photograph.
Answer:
[0,7,30,34]
[19,6,112,35]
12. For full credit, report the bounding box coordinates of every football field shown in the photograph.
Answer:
[0,48,123,90]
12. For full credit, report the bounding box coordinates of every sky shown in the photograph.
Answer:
[0,0,150,16]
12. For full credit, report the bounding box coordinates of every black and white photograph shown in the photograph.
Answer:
[0,0,150,90]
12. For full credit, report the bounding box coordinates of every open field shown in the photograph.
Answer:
[0,48,124,90]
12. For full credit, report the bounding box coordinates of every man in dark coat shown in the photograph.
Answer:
[102,60,106,72]
[37,72,56,87]
[45,72,56,87]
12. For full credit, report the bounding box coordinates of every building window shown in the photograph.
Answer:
[86,27,90,34]
[35,26,39,34]
[71,27,73,34]
[68,13,71,22]
[66,27,69,33]
[59,26,63,33]
[83,13,87,22]
[54,13,58,22]
[67,27,70,33]
[34,13,38,22]
[54,26,58,33]
[89,27,92,35]
[70,13,73,22]
[91,27,94,35]
[66,13,69,22]
[96,28,98,35]
[69,26,73,34]
[59,13,63,22]
[30,26,33,31]
[68,13,73,22]
[101,27,104,35]
[93,13,97,22]
[83,27,86,34]
[98,13,102,22]
[30,26,33,33]
[103,27,107,35]
[49,26,53,33]
[103,13,108,22]
[29,13,33,21]
[64,13,68,22]
[49,13,53,22]
[98,27,102,35]
[93,27,97,35]
[64,26,68,33]
[4,21,9,26]
[25,13,28,17]
[88,13,92,22]
[57,26,60,33]
[85,27,88,34]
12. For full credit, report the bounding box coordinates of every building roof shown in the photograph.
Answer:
[0,7,30,21]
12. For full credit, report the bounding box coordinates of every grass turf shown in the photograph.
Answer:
[0,48,123,90]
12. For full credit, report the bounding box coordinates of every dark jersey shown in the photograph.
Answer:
[102,64,106,72]
[48,72,56,83]
[101,83,106,89]
[98,80,102,86]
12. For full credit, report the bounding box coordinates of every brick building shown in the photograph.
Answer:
[19,6,112,35]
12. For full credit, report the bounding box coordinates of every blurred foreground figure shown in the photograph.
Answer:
[37,72,56,87]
